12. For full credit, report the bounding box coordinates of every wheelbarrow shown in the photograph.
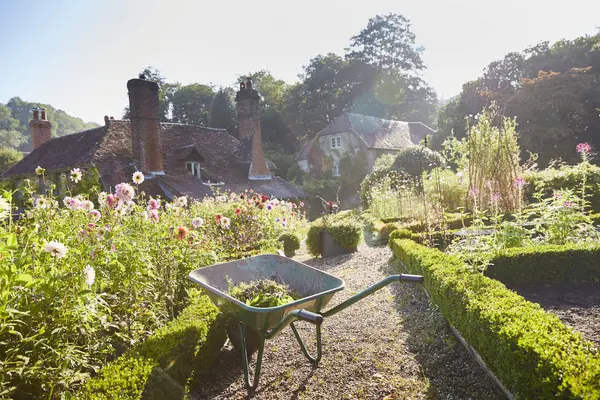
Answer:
[188,254,423,390]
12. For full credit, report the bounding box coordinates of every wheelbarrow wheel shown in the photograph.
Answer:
[226,321,261,357]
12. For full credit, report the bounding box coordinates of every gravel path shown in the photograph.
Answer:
[193,244,505,399]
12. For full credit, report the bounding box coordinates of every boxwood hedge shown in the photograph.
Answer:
[390,238,600,399]
[74,292,226,400]
[484,244,600,285]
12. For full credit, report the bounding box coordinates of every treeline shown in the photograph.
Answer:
[0,98,99,170]
[435,31,600,167]
[124,13,438,177]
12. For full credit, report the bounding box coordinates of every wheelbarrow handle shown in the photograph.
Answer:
[295,309,324,325]
[321,274,423,318]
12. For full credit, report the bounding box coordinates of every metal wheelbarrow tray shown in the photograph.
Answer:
[188,254,423,390]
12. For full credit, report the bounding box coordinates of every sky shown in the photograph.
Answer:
[0,0,599,124]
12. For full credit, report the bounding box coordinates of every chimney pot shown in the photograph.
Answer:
[30,108,51,149]
[104,116,110,125]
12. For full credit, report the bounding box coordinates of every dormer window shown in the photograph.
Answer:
[186,162,201,179]
[331,136,341,149]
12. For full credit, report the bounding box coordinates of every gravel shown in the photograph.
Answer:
[193,244,505,399]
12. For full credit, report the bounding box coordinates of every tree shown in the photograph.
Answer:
[209,88,237,136]
[0,147,23,172]
[4,97,98,152]
[346,13,424,73]
[170,84,215,126]
[504,69,600,166]
[0,104,25,149]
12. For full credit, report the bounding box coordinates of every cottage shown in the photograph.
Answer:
[298,112,435,176]
[2,77,305,201]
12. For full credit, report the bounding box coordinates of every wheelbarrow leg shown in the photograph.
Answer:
[238,321,265,391]
[290,321,322,365]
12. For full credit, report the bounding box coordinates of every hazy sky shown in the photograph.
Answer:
[1,0,598,124]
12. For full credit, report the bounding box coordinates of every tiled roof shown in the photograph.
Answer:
[317,112,435,150]
[2,126,107,177]
[3,120,305,199]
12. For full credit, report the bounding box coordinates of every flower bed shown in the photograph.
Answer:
[0,172,306,398]
[389,237,600,398]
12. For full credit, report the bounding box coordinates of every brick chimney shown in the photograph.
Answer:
[236,78,271,180]
[127,76,164,174]
[30,107,52,149]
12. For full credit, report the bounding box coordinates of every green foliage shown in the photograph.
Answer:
[423,168,468,212]
[392,145,445,178]
[74,293,226,400]
[390,238,600,398]
[0,147,23,172]
[306,211,363,257]
[525,161,600,212]
[372,153,397,171]
[228,280,298,308]
[434,32,600,166]
[171,83,215,126]
[2,98,99,153]
[0,183,306,398]
[209,88,237,137]
[278,232,300,255]
[444,105,522,212]
[485,244,600,285]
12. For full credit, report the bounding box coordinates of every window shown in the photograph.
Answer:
[330,136,341,149]
[333,162,340,177]
[186,162,201,179]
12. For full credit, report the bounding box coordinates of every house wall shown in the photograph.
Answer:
[313,130,365,174]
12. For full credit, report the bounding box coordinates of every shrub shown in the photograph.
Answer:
[74,292,226,400]
[306,211,363,257]
[390,238,600,398]
[423,168,468,212]
[392,145,445,178]
[525,162,600,212]
[278,232,301,255]
[485,244,600,285]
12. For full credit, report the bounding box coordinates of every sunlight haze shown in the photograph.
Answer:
[1,0,598,123]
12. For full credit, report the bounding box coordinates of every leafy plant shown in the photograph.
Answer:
[279,232,300,256]
[228,280,300,308]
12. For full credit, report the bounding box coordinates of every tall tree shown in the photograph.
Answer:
[170,83,215,126]
[346,13,424,73]
[209,88,237,136]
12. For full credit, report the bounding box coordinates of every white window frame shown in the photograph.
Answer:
[330,136,341,149]
[332,162,340,177]
[186,161,201,179]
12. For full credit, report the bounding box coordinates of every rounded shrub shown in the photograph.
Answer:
[279,232,301,257]
[392,146,445,178]
[306,213,363,257]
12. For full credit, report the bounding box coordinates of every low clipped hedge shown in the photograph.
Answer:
[75,292,226,400]
[484,244,600,285]
[307,211,363,257]
[390,238,600,399]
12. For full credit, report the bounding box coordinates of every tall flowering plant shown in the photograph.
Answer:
[0,175,306,398]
